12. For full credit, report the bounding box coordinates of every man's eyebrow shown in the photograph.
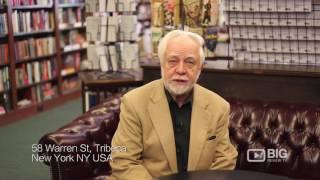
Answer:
[185,55,197,60]
[166,54,179,58]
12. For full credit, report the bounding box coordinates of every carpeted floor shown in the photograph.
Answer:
[0,98,82,180]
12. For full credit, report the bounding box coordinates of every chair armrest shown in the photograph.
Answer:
[38,95,122,180]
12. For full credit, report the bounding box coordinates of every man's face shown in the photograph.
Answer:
[162,35,203,96]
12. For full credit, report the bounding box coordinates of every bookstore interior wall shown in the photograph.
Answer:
[225,0,320,65]
[0,0,87,117]
[151,0,320,65]
[151,0,231,59]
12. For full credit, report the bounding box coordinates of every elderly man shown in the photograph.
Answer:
[110,30,238,179]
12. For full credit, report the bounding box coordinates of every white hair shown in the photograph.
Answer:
[157,30,205,65]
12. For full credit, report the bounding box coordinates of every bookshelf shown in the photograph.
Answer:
[58,0,86,95]
[0,0,86,123]
[0,1,10,116]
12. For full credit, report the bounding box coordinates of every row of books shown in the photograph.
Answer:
[86,15,137,42]
[0,66,10,92]
[0,44,8,65]
[17,82,57,108]
[60,30,86,50]
[10,0,52,6]
[85,0,136,13]
[14,37,55,61]
[12,10,55,34]
[0,13,8,35]
[62,76,79,93]
[15,59,57,87]
[58,7,82,29]
[61,52,81,76]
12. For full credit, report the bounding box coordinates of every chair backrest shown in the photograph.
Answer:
[228,99,320,179]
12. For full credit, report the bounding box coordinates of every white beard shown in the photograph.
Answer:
[162,69,201,96]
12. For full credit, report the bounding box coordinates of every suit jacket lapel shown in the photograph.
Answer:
[148,80,178,173]
[188,84,210,170]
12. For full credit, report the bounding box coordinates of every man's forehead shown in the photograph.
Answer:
[168,35,199,45]
[166,52,197,58]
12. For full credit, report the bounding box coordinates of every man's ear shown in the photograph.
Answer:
[200,63,204,70]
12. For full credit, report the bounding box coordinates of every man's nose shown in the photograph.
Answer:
[176,61,186,74]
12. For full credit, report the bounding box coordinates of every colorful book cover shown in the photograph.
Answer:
[152,1,164,26]
[163,0,177,28]
[204,26,218,54]
[152,0,180,28]
[183,0,201,28]
[201,0,219,26]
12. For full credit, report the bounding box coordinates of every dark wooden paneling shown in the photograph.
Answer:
[141,61,320,105]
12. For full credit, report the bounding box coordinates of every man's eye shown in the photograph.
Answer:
[168,59,178,64]
[185,60,195,65]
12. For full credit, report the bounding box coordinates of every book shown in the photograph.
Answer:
[204,26,218,57]
[85,91,97,112]
[0,44,8,65]
[118,0,136,12]
[15,37,55,60]
[183,0,202,28]
[0,13,7,35]
[98,0,106,12]
[86,16,100,41]
[85,0,99,13]
[119,15,137,41]
[0,71,3,92]
[201,0,219,26]
[41,82,56,101]
[62,76,79,92]
[151,2,164,26]
[107,16,118,42]
[100,16,107,42]
[108,45,118,71]
[12,10,54,34]
[87,44,99,70]
[107,0,116,12]
[95,45,109,72]
[121,42,138,69]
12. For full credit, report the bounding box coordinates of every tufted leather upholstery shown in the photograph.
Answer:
[39,96,320,180]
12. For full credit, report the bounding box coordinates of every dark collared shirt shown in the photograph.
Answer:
[165,88,193,172]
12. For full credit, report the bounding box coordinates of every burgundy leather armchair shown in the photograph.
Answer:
[39,96,320,180]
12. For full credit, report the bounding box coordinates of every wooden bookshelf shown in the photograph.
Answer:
[61,47,87,54]
[57,1,86,95]
[0,63,9,68]
[59,25,86,31]
[0,0,86,124]
[0,34,7,39]
[16,77,58,90]
[13,30,55,37]
[11,5,53,10]
[16,53,56,64]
